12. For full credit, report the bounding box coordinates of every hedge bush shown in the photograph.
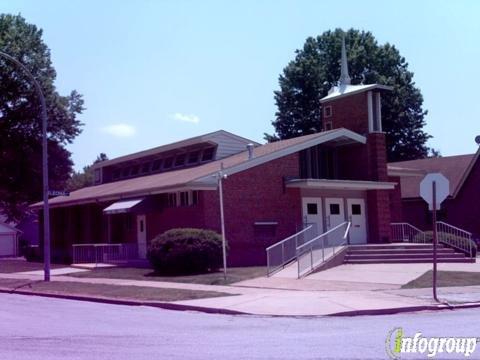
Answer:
[147,228,224,275]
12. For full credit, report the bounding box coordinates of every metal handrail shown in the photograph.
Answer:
[266,225,314,276]
[436,221,472,237]
[297,222,349,253]
[390,222,427,243]
[72,243,124,247]
[436,221,475,258]
[297,221,351,278]
[265,225,313,251]
[344,222,352,240]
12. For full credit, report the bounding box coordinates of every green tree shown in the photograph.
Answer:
[67,153,108,192]
[0,14,84,221]
[267,28,431,162]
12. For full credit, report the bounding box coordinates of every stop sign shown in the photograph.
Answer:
[420,173,450,210]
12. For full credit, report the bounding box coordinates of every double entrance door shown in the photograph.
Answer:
[302,197,367,244]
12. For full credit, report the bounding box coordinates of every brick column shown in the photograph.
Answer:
[366,133,391,243]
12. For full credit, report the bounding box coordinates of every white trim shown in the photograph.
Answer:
[387,167,425,177]
[195,129,366,185]
[375,92,382,132]
[320,84,393,103]
[42,184,216,209]
[323,105,332,118]
[287,178,396,191]
[367,91,374,133]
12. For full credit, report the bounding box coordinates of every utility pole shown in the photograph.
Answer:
[0,51,50,281]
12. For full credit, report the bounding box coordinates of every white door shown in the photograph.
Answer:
[347,199,367,244]
[325,198,345,230]
[136,215,147,259]
[302,197,323,236]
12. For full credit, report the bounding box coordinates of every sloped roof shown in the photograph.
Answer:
[0,221,21,234]
[32,128,366,209]
[388,153,477,199]
[93,130,260,169]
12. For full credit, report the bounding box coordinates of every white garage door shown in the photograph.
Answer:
[0,234,16,256]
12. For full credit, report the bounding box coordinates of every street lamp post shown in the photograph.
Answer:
[0,51,51,281]
[216,163,228,281]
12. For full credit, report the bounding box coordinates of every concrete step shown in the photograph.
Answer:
[345,253,466,260]
[349,244,437,251]
[347,248,455,255]
[345,257,475,264]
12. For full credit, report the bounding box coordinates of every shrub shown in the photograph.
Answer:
[147,228,224,275]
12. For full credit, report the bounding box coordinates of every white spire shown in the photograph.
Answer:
[338,34,351,86]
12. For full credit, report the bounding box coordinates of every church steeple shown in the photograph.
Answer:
[338,34,351,86]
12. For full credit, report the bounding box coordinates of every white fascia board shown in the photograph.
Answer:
[36,183,217,209]
[194,129,367,186]
[321,84,393,103]
[286,179,396,190]
[387,167,425,177]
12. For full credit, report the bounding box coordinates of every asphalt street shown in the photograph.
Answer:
[0,293,479,359]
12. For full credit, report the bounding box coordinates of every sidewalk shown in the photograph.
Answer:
[0,268,458,316]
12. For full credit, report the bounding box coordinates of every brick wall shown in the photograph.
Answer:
[324,92,369,134]
[203,153,302,266]
[388,176,403,222]
[146,205,206,243]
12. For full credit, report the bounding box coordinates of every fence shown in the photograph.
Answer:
[72,243,139,265]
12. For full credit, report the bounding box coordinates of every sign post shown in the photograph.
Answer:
[420,173,449,302]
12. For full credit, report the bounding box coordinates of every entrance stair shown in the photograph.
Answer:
[344,243,475,264]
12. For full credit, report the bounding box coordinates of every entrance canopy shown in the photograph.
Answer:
[286,179,396,191]
[103,198,145,215]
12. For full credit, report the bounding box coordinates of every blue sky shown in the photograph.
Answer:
[2,0,480,170]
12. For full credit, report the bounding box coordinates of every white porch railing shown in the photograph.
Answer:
[436,222,476,258]
[266,224,316,276]
[390,223,428,243]
[72,243,139,265]
[296,221,351,278]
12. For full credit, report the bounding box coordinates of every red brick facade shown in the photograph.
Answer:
[203,153,302,266]
[323,92,369,134]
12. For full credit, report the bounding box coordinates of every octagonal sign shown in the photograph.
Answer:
[420,173,450,210]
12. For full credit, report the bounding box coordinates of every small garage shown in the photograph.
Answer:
[0,222,20,257]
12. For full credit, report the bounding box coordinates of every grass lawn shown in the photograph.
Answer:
[402,270,480,289]
[68,266,266,285]
[0,259,62,273]
[0,278,233,302]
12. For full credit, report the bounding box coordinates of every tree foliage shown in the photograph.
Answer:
[67,153,108,192]
[267,28,431,162]
[0,14,84,221]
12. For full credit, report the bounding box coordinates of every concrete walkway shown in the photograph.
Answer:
[1,261,479,316]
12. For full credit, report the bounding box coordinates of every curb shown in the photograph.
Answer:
[0,288,249,316]
[328,302,480,317]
